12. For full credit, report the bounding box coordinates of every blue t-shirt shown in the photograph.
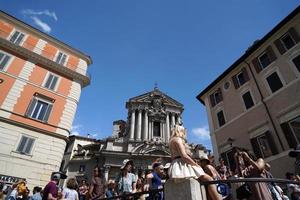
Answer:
[151,172,162,189]
[117,173,136,193]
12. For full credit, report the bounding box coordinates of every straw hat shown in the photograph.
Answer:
[120,159,133,170]
[200,154,210,163]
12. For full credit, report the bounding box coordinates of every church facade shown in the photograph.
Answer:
[63,88,207,181]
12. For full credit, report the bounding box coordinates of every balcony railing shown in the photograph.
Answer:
[0,29,90,78]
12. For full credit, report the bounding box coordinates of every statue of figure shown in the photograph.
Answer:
[168,125,221,200]
[153,98,162,110]
[176,116,183,126]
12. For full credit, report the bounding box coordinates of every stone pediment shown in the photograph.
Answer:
[126,88,183,109]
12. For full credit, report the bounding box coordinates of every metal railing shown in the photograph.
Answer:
[90,178,300,200]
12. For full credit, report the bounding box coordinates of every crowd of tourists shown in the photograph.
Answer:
[1,124,300,200]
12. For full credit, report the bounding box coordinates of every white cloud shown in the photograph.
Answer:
[31,17,51,33]
[22,9,58,21]
[71,124,82,136]
[192,126,210,140]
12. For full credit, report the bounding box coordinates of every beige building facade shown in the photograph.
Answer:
[197,6,300,177]
[0,11,91,189]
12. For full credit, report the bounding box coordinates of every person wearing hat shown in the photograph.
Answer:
[116,159,136,197]
[42,172,67,200]
[200,154,220,180]
[289,144,300,177]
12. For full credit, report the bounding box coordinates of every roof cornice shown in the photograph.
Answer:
[0,10,92,65]
[196,5,300,104]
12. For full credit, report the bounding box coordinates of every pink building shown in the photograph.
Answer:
[0,11,91,188]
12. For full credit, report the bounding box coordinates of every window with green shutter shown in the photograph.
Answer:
[44,73,59,91]
[55,52,67,65]
[26,96,53,122]
[0,52,11,71]
[10,31,25,45]
[17,136,35,155]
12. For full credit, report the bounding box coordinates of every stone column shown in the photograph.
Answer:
[129,110,135,140]
[104,166,110,182]
[171,113,176,128]
[161,123,165,141]
[136,109,142,141]
[160,122,163,139]
[143,110,148,140]
[166,113,170,142]
[148,121,153,140]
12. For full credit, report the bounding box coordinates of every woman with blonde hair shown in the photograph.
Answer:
[168,125,221,200]
[63,178,79,200]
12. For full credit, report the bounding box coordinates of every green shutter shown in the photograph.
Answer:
[44,104,53,122]
[26,98,37,117]
[17,136,27,153]
[25,138,34,154]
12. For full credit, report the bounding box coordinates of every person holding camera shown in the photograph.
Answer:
[235,151,273,200]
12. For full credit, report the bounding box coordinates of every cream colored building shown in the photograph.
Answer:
[197,6,300,177]
[0,11,91,189]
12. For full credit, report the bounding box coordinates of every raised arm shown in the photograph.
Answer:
[241,152,264,172]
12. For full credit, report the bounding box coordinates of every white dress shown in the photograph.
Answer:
[168,157,205,180]
[168,136,205,180]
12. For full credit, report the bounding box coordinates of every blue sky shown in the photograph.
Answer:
[1,1,299,150]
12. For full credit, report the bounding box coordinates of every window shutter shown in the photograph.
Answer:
[242,67,250,82]
[289,27,300,43]
[231,75,239,89]
[10,32,18,43]
[15,33,24,45]
[17,136,27,153]
[274,39,286,55]
[210,94,216,107]
[266,46,277,62]
[44,74,53,88]
[0,55,10,70]
[250,138,262,158]
[43,104,53,122]
[50,76,58,90]
[218,88,223,101]
[26,99,37,117]
[56,52,62,63]
[252,57,262,73]
[25,138,34,154]
[265,131,278,155]
[61,54,67,65]
[281,122,297,148]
